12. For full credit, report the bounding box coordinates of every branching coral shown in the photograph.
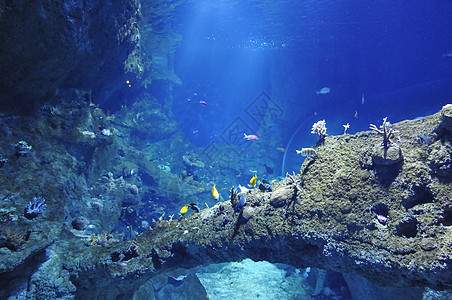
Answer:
[370,117,399,149]
[286,172,302,194]
[311,120,327,142]
[284,172,303,219]
[24,196,47,219]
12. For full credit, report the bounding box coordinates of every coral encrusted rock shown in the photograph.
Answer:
[58,106,452,299]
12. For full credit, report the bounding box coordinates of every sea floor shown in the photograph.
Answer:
[196,259,309,300]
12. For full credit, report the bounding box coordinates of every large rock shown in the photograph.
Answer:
[1,104,451,299]
[0,0,140,110]
[60,106,452,297]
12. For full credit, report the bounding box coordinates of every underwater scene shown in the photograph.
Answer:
[1,0,452,299]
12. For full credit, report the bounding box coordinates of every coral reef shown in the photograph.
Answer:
[46,105,452,299]
[1,90,451,299]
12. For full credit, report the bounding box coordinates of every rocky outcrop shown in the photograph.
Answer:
[1,99,451,299]
[0,0,186,113]
[0,0,140,111]
[60,105,452,298]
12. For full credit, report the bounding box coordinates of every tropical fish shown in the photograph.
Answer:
[180,205,189,216]
[264,164,274,174]
[189,203,200,213]
[249,174,257,187]
[234,195,246,213]
[316,87,330,95]
[296,148,317,157]
[236,172,241,177]
[258,180,272,192]
[212,185,220,200]
[354,110,358,118]
[192,130,199,134]
[243,133,259,141]
[361,93,365,105]
[276,147,285,152]
[199,100,207,106]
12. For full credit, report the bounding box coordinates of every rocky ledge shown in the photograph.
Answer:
[62,105,452,298]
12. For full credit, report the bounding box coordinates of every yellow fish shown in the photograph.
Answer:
[212,185,219,200]
[276,147,285,152]
[249,174,257,187]
[180,205,189,216]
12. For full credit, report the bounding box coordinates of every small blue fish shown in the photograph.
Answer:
[234,195,246,213]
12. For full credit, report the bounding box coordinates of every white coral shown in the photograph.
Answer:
[311,120,327,136]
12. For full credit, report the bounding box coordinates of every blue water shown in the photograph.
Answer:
[171,0,452,175]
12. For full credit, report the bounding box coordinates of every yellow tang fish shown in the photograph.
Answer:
[180,205,189,216]
[212,185,219,201]
[249,174,257,187]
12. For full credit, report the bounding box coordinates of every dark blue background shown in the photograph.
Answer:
[172,0,452,173]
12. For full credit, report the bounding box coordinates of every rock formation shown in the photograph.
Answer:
[60,105,452,298]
